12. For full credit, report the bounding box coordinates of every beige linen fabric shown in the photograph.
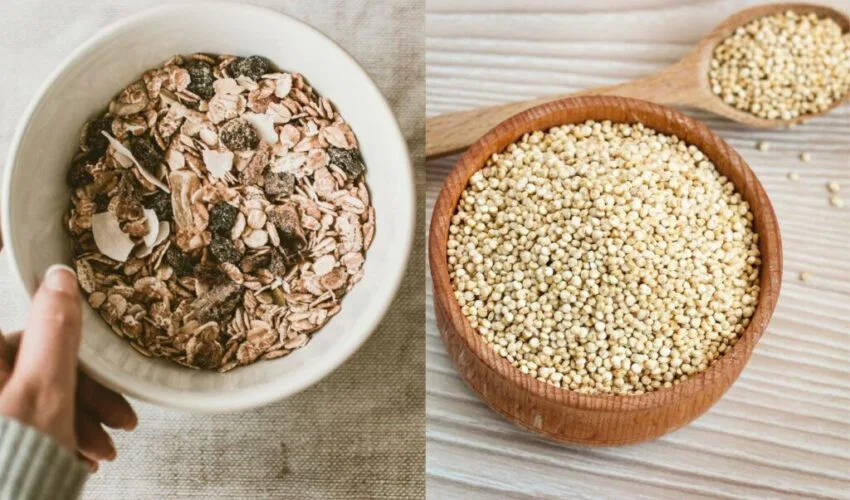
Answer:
[0,1,424,498]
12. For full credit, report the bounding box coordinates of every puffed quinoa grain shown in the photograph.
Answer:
[447,120,761,395]
[709,10,850,121]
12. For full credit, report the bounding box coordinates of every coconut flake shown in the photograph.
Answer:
[101,131,171,193]
[155,221,171,246]
[202,149,234,179]
[143,209,160,247]
[243,112,278,144]
[92,211,135,262]
[135,221,170,258]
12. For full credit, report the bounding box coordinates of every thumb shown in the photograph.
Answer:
[12,265,82,394]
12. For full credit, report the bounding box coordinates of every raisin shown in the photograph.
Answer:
[144,191,172,221]
[263,171,295,200]
[184,59,215,100]
[113,173,144,222]
[219,118,259,151]
[209,234,240,264]
[166,246,195,277]
[130,137,163,171]
[327,147,366,178]
[228,55,270,81]
[84,116,113,156]
[66,159,94,188]
[94,193,110,212]
[208,202,239,235]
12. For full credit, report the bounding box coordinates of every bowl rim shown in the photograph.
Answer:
[428,95,782,413]
[1,2,415,412]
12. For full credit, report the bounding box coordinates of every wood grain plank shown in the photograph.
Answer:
[425,0,850,497]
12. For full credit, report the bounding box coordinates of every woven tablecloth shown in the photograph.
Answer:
[0,1,424,498]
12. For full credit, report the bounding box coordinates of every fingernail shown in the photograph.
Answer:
[43,264,78,294]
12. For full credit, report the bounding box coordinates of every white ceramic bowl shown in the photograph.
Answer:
[1,3,414,411]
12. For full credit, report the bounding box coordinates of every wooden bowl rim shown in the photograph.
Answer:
[429,95,783,413]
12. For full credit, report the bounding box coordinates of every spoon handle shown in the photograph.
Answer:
[426,59,702,159]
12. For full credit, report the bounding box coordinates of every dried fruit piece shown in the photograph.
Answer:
[219,118,259,151]
[210,234,240,264]
[112,173,145,222]
[169,170,205,251]
[83,116,113,156]
[145,191,173,221]
[228,55,270,81]
[94,193,110,212]
[190,281,242,322]
[268,204,306,264]
[208,202,239,235]
[67,158,94,188]
[91,212,135,262]
[327,147,366,178]
[142,209,160,247]
[129,137,163,172]
[136,221,170,258]
[242,141,272,185]
[184,59,215,99]
[263,171,295,200]
[165,246,195,277]
[102,131,170,193]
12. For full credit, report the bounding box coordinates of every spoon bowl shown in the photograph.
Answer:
[426,3,850,158]
[683,2,850,128]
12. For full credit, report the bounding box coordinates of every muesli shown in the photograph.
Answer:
[65,54,374,371]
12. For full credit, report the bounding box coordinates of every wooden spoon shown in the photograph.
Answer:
[426,3,850,159]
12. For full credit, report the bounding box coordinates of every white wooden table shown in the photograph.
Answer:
[425,1,850,498]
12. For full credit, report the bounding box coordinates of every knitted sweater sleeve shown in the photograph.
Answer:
[0,416,88,500]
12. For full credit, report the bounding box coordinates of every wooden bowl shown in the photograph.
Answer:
[428,96,783,446]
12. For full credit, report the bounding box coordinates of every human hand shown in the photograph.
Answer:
[0,265,137,472]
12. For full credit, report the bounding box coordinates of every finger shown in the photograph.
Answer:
[75,409,116,462]
[13,265,82,394]
[77,373,138,430]
[76,452,99,473]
